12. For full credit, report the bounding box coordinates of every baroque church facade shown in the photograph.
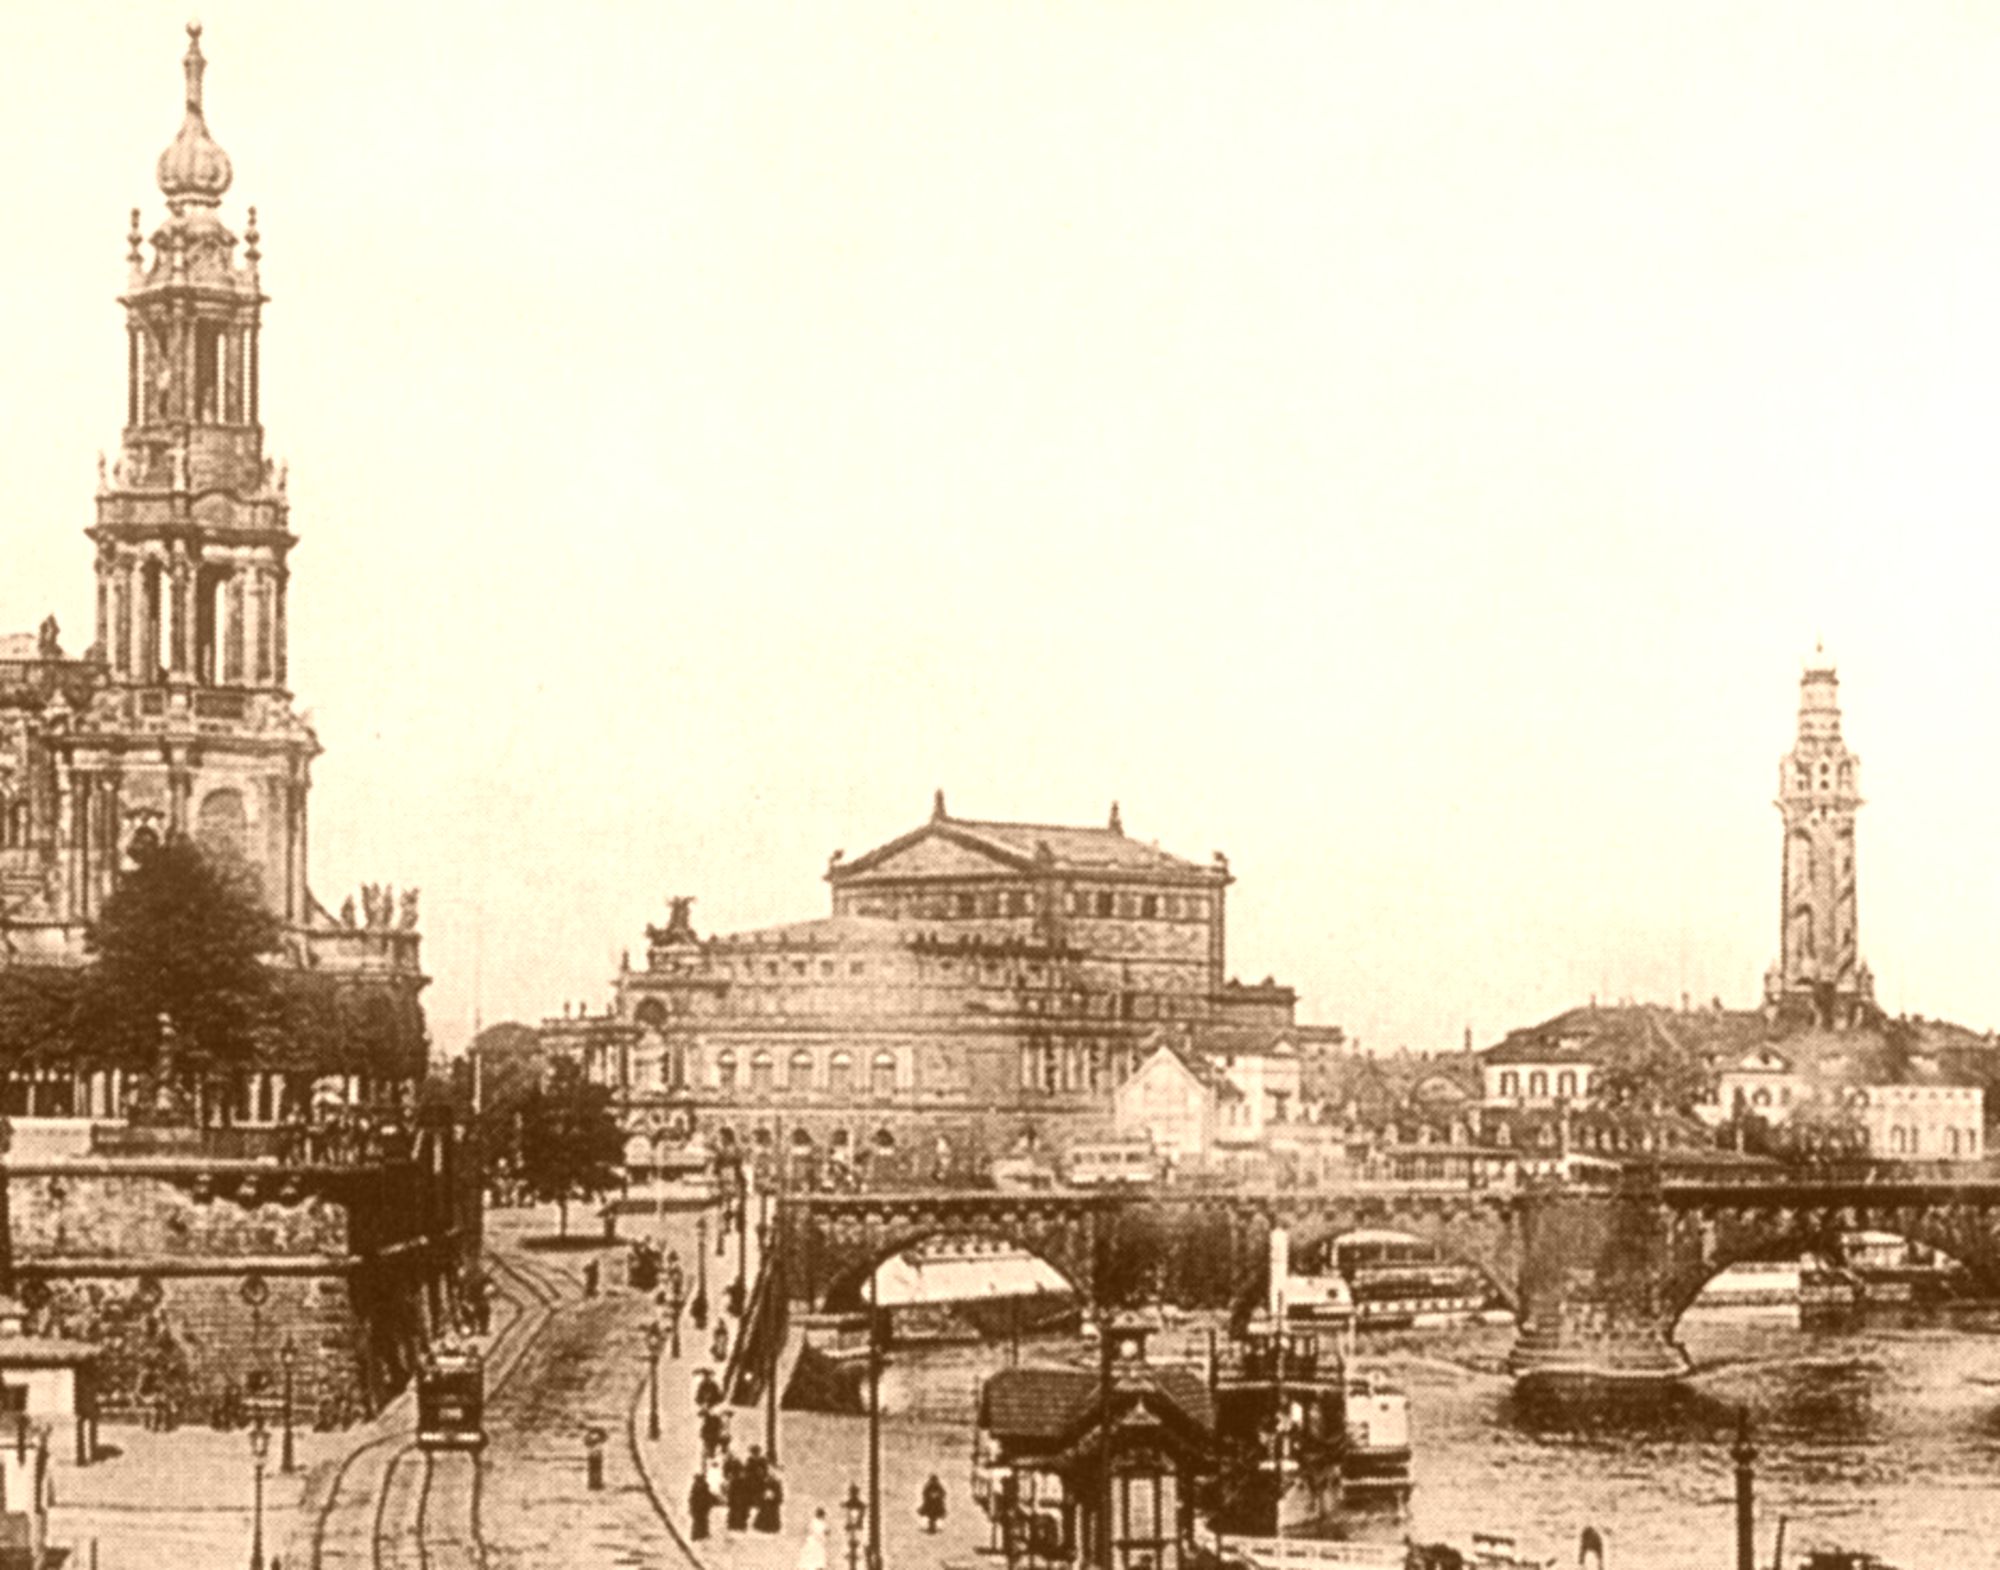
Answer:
[0,25,427,1119]
[0,29,466,1419]
[539,794,1324,1182]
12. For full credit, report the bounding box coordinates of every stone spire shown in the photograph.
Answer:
[1766,648,1873,1025]
[155,23,233,214]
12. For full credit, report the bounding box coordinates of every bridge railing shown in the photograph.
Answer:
[1200,1530,1406,1570]
[1654,1157,2000,1189]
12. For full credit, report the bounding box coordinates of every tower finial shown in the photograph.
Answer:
[184,22,205,112]
[157,21,232,210]
[932,788,947,822]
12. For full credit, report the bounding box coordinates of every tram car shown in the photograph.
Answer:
[416,1344,487,1451]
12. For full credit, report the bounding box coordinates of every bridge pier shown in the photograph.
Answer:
[1509,1177,1691,1390]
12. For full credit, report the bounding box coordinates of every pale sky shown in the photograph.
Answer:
[6,3,2000,1059]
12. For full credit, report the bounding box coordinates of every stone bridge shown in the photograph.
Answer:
[772,1165,2000,1388]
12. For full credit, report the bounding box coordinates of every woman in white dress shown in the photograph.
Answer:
[796,1506,830,1570]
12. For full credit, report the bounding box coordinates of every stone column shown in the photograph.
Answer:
[54,764,77,922]
[224,570,245,684]
[174,548,193,678]
[241,567,260,684]
[130,562,149,681]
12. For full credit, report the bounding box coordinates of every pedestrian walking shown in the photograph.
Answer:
[695,1367,722,1411]
[724,1449,749,1531]
[712,1318,731,1366]
[920,1473,948,1533]
[688,1472,715,1541]
[700,1408,725,1459]
[755,1468,784,1533]
[796,1507,830,1570]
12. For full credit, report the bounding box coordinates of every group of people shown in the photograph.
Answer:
[687,1366,782,1539]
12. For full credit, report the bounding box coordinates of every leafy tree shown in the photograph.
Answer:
[515,1057,624,1236]
[71,832,281,1122]
[1766,1096,1870,1165]
[468,1022,549,1196]
[1588,1033,1711,1132]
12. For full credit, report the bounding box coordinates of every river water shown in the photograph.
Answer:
[883,1307,2000,1569]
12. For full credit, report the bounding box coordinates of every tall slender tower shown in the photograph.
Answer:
[69,23,317,922]
[1766,650,1873,1025]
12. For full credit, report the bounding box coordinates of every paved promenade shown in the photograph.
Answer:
[629,1198,998,1570]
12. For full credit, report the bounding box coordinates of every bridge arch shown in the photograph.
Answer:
[1270,1210,1523,1319]
[1660,1200,2000,1328]
[784,1193,1115,1314]
[815,1225,1088,1314]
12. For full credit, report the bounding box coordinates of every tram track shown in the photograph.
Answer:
[305,1240,566,1570]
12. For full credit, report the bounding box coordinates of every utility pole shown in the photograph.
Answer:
[1733,1410,1756,1570]
[766,1117,783,1464]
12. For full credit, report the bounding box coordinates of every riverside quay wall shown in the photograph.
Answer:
[0,1122,478,1425]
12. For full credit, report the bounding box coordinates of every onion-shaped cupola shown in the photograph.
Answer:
[155,22,233,213]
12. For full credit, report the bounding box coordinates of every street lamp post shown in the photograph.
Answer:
[843,1483,867,1570]
[665,1265,686,1359]
[693,1214,710,1329]
[867,1268,883,1570]
[278,1335,296,1476]
[247,1419,270,1570]
[733,1159,749,1313]
[646,1318,667,1441]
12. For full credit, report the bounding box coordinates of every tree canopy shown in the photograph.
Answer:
[71,832,282,1115]
[514,1056,625,1235]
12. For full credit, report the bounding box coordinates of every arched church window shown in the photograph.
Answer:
[789,1049,814,1091]
[1557,1072,1576,1099]
[828,1051,853,1095]
[871,1051,898,1097]
[715,1051,737,1092]
[750,1051,774,1094]
[1529,1071,1547,1098]
[1500,1072,1519,1098]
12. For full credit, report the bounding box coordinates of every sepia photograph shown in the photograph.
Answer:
[1,4,1999,1566]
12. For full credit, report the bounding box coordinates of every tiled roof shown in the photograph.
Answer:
[836,806,1223,882]
[710,916,903,948]
[979,1367,1096,1439]
[951,819,1211,876]
[978,1363,1215,1442]
[1126,1031,1224,1093]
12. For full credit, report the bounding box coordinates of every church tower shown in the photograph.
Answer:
[1765,650,1874,1025]
[69,23,316,922]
